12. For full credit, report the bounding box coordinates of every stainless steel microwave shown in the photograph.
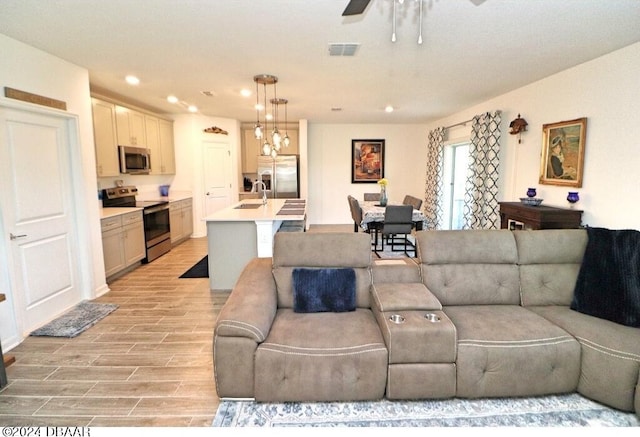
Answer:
[119,145,150,174]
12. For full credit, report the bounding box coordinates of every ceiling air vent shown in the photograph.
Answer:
[328,43,360,56]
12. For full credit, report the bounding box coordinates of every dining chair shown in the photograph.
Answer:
[348,195,381,247]
[402,194,423,211]
[347,195,363,232]
[364,193,380,201]
[374,205,415,258]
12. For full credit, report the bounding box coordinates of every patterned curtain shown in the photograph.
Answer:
[423,127,445,230]
[463,111,502,229]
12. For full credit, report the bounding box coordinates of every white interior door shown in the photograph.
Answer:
[203,140,232,216]
[0,107,82,334]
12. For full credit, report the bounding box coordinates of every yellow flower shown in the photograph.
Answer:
[377,178,388,186]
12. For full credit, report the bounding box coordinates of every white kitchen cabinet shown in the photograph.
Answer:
[158,119,176,174]
[144,114,160,173]
[92,98,120,177]
[116,105,147,147]
[242,127,299,173]
[242,128,261,174]
[101,211,145,278]
[170,198,193,244]
[145,115,176,175]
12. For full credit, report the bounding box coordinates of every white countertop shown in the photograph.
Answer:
[100,207,142,219]
[100,191,193,219]
[204,198,306,222]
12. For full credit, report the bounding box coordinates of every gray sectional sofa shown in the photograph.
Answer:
[213,229,640,416]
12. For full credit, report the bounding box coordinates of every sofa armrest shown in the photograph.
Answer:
[215,257,277,343]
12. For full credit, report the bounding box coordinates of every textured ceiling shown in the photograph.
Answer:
[1,0,639,124]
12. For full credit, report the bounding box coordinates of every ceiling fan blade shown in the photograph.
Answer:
[342,0,371,16]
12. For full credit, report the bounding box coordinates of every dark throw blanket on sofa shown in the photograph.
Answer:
[571,227,640,327]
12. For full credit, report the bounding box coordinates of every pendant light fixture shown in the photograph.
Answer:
[391,0,425,45]
[283,98,290,148]
[391,0,397,43]
[253,79,263,140]
[271,83,282,152]
[271,97,288,153]
[253,74,289,158]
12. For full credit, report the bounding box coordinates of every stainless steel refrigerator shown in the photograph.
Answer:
[257,155,300,198]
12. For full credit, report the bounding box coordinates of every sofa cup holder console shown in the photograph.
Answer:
[389,314,405,324]
[425,313,441,323]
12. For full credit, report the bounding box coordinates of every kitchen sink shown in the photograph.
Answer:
[234,203,263,209]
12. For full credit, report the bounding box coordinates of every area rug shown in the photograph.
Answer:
[29,301,118,338]
[212,394,640,427]
[180,255,209,278]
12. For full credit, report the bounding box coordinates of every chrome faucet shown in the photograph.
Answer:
[258,181,268,205]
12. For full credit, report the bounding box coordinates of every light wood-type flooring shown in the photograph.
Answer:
[0,225,354,427]
[0,236,226,426]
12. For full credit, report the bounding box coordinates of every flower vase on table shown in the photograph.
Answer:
[377,178,389,206]
[379,187,388,206]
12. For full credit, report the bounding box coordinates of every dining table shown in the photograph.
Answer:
[359,200,428,232]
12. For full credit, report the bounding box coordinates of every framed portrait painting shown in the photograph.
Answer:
[352,139,385,183]
[539,118,587,188]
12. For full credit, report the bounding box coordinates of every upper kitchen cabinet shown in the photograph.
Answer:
[242,128,261,173]
[116,105,146,147]
[144,114,160,172]
[92,98,120,177]
[145,115,176,175]
[158,119,176,174]
[242,125,299,173]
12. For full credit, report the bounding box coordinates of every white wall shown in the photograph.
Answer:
[0,34,106,349]
[426,42,640,230]
[307,124,428,225]
[173,113,241,237]
[307,42,640,231]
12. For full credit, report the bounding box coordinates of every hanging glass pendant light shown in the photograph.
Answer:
[283,98,290,148]
[253,74,277,156]
[271,97,289,152]
[271,82,281,150]
[253,74,289,157]
[253,80,263,139]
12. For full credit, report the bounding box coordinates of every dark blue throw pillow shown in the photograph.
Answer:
[292,268,356,313]
[571,227,640,327]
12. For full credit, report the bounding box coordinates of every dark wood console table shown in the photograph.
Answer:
[499,202,583,230]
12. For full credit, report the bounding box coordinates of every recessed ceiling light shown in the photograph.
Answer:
[385,105,394,113]
[188,105,198,113]
[265,113,273,121]
[125,75,140,86]
[167,95,179,104]
[240,89,252,97]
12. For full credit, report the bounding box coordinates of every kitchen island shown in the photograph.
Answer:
[204,198,306,290]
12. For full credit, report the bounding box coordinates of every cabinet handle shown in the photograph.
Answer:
[10,233,27,240]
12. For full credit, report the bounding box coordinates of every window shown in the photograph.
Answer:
[442,140,470,230]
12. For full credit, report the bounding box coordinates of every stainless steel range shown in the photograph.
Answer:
[102,186,171,263]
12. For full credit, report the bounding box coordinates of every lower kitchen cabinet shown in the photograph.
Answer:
[101,211,145,278]
[170,198,193,244]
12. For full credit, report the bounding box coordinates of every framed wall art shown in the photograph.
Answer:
[351,139,385,183]
[539,118,587,187]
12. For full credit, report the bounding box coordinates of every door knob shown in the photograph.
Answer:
[206,192,210,196]
[10,233,27,240]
